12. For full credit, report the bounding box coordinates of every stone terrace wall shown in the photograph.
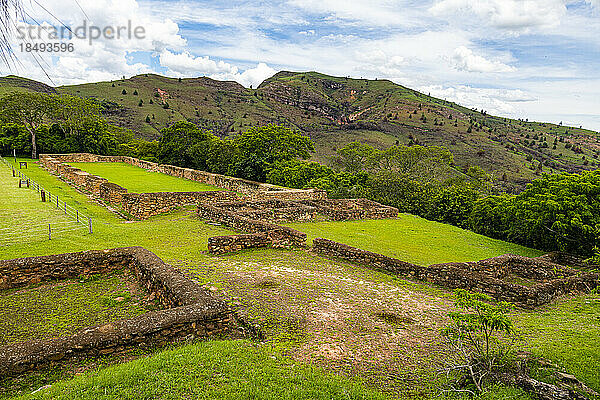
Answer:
[0,247,236,377]
[40,153,327,201]
[215,200,318,223]
[301,199,399,221]
[198,204,307,250]
[312,238,599,307]
[207,233,272,255]
[39,154,242,220]
[121,191,238,220]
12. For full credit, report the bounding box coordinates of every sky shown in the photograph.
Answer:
[1,0,599,131]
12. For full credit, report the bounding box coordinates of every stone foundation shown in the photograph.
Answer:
[39,153,327,202]
[0,247,238,376]
[198,204,307,252]
[312,238,599,307]
[300,198,399,220]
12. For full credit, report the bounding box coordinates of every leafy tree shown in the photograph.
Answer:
[307,171,369,199]
[441,290,515,394]
[233,124,314,181]
[427,183,479,228]
[468,194,513,239]
[505,171,600,255]
[375,144,454,182]
[266,159,334,189]
[158,120,216,169]
[0,92,56,158]
[332,141,379,173]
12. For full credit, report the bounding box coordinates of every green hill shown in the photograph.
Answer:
[1,71,599,189]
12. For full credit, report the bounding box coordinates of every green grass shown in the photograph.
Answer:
[0,159,235,264]
[68,162,221,193]
[514,292,600,393]
[15,340,390,400]
[0,271,152,346]
[0,165,83,247]
[284,216,543,266]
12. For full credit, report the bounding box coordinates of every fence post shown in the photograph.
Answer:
[48,224,51,240]
[41,190,46,202]
[76,210,79,222]
[56,195,59,208]
[64,201,67,214]
[88,218,93,234]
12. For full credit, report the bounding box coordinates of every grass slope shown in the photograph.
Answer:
[0,165,86,247]
[515,293,600,392]
[16,340,389,400]
[285,216,542,266]
[68,162,221,193]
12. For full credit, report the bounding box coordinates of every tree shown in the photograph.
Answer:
[158,120,216,169]
[441,290,515,394]
[233,124,314,181]
[52,95,101,137]
[332,141,379,173]
[0,92,55,158]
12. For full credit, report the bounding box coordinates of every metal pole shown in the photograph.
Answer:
[76,210,79,222]
[88,218,92,234]
[48,224,51,240]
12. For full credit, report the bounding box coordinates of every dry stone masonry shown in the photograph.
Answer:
[312,238,600,307]
[198,199,398,254]
[0,247,239,376]
[39,153,327,220]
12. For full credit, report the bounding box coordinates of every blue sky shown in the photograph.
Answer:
[2,0,599,130]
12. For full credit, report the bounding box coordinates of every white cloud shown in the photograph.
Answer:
[159,50,238,76]
[451,46,515,73]
[1,0,186,85]
[159,50,275,87]
[430,0,567,32]
[419,84,537,116]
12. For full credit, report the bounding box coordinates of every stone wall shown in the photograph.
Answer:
[215,200,318,223]
[0,247,237,377]
[99,182,128,206]
[198,204,307,249]
[39,153,327,202]
[207,233,272,255]
[121,191,239,220]
[312,238,599,307]
[38,154,242,220]
[301,198,399,221]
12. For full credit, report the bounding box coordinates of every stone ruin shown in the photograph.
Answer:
[0,247,243,377]
[197,199,399,254]
[38,153,327,220]
[312,238,600,308]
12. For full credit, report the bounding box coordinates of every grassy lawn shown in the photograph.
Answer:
[0,271,153,347]
[68,162,222,193]
[514,293,600,393]
[0,166,85,247]
[284,216,543,266]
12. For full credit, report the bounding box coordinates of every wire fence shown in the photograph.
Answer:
[0,156,93,247]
